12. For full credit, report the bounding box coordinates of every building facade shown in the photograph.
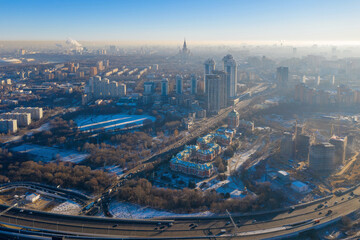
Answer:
[309,142,335,174]
[176,75,183,94]
[276,67,289,88]
[223,54,237,98]
[205,71,227,113]
[14,107,43,120]
[227,109,239,129]
[0,119,17,133]
[0,113,31,127]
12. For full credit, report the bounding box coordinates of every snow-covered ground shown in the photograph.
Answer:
[108,201,213,219]
[103,165,124,177]
[74,114,155,132]
[202,176,246,198]
[50,201,81,215]
[228,142,261,173]
[35,122,51,132]
[11,144,89,163]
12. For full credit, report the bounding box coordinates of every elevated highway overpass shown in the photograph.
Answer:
[0,187,358,239]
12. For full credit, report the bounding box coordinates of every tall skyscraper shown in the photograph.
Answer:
[191,74,197,95]
[204,58,215,75]
[161,78,169,96]
[204,59,215,93]
[223,54,237,98]
[176,75,183,94]
[205,71,227,113]
[276,67,289,88]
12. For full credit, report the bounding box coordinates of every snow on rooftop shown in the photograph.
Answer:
[11,144,89,163]
[291,181,307,188]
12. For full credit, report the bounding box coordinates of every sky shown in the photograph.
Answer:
[1,0,360,44]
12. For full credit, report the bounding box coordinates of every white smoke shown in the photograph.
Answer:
[66,37,82,47]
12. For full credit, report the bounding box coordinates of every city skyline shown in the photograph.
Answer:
[1,0,360,44]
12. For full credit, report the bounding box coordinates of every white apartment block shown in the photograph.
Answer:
[0,112,31,127]
[14,107,43,120]
[0,119,17,133]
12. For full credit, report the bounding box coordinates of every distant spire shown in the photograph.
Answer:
[183,38,187,50]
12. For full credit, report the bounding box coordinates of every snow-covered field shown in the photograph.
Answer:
[75,114,155,132]
[50,201,81,215]
[11,144,89,163]
[104,165,124,177]
[108,201,213,219]
[228,142,262,173]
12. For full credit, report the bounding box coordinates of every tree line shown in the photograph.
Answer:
[117,178,284,214]
[1,161,115,194]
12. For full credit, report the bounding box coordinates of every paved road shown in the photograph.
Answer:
[0,189,358,239]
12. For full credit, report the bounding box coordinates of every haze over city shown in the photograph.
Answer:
[1,1,360,240]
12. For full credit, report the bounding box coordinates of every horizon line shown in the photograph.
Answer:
[2,40,360,47]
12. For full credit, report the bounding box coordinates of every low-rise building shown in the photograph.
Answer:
[291,181,309,193]
[170,159,214,178]
[26,193,40,203]
[278,170,290,183]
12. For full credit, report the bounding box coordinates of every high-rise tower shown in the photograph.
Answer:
[223,54,237,98]
[276,67,289,88]
[176,75,183,94]
[191,74,197,95]
[205,71,227,113]
[204,58,215,93]
[161,78,169,96]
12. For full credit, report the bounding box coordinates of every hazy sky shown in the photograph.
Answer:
[1,0,360,43]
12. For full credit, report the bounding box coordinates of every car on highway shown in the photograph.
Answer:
[112,224,118,228]
[289,206,295,213]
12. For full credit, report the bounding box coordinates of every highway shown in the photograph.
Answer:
[0,188,358,239]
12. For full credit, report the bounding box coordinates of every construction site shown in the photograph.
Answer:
[268,112,360,199]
